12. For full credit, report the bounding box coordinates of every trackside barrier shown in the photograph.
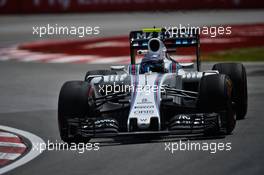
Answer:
[0,0,264,14]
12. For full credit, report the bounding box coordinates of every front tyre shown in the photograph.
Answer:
[212,63,248,119]
[198,74,236,134]
[58,81,90,143]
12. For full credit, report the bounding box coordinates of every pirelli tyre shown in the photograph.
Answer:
[198,74,236,134]
[212,63,248,120]
[58,81,90,143]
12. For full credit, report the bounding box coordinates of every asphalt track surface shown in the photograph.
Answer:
[0,10,264,175]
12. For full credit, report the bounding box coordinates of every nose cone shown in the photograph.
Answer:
[137,117,151,129]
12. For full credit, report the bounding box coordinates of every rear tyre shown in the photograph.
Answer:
[58,81,90,143]
[212,63,247,119]
[198,74,236,134]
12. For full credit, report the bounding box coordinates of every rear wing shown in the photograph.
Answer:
[129,28,201,71]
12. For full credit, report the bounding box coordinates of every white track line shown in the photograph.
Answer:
[0,153,21,160]
[0,56,10,61]
[0,48,195,64]
[0,125,45,175]
[0,142,26,148]
[47,55,98,63]
[8,50,33,58]
[19,53,66,62]
[88,56,129,64]
[0,132,18,138]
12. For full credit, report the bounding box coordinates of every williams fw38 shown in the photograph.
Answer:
[58,28,248,143]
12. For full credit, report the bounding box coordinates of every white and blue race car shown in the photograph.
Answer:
[58,28,247,143]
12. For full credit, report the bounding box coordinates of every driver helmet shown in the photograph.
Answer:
[140,52,165,73]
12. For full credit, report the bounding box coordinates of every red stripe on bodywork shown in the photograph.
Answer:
[0,137,22,143]
[0,146,26,154]
[0,159,10,166]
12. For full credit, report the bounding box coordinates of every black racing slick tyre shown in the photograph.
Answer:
[212,63,248,120]
[84,70,117,82]
[198,74,236,134]
[58,81,90,143]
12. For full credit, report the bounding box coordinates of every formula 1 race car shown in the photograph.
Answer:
[58,28,248,143]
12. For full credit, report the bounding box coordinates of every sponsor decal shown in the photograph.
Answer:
[175,114,192,124]
[178,114,191,120]
[134,110,154,115]
[140,118,147,122]
[94,119,116,125]
[134,105,154,109]
[136,98,152,104]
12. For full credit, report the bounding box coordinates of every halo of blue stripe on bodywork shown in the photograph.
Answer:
[154,74,163,113]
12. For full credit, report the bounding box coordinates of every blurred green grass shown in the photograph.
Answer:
[202,47,264,61]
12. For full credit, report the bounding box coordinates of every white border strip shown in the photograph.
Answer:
[0,153,21,160]
[0,132,18,138]
[0,125,45,175]
[0,142,25,148]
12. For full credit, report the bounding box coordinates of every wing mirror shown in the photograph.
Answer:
[179,63,194,69]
